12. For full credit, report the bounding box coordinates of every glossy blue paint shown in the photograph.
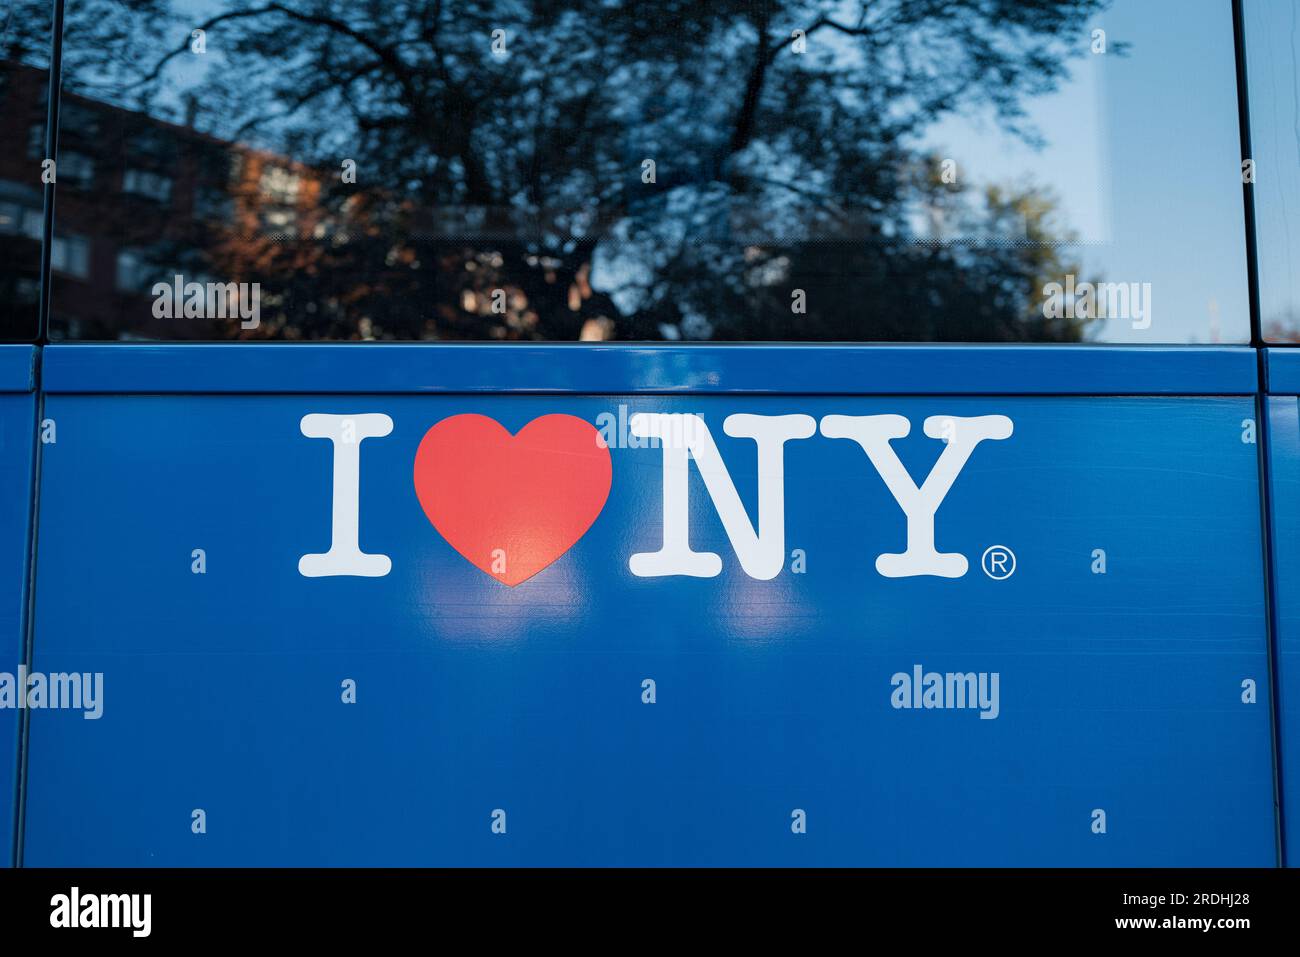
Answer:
[0,346,34,393]
[42,343,1260,396]
[1266,395,1300,865]
[1266,348,1300,395]
[22,391,1273,865]
[0,347,36,867]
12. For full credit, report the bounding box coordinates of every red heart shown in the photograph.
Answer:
[413,414,613,586]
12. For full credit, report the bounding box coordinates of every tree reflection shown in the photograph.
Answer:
[26,0,1116,340]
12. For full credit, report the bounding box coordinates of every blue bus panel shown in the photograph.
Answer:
[1266,391,1300,867]
[0,345,36,867]
[21,387,1274,865]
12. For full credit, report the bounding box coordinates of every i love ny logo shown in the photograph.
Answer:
[297,410,1013,587]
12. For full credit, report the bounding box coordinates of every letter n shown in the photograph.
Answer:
[629,413,815,580]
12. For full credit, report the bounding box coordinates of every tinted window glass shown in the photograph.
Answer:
[0,1,52,342]
[1246,0,1300,342]
[49,0,1248,342]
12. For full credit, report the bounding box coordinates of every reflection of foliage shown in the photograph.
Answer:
[1,1,52,64]
[732,173,1094,342]
[1265,311,1300,344]
[60,0,1112,340]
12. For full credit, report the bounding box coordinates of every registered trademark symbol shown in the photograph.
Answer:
[981,545,1016,580]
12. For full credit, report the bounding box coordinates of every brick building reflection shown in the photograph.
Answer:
[0,58,623,342]
[0,60,45,339]
[1,60,334,340]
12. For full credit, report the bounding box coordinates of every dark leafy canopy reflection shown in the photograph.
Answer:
[44,0,1114,340]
